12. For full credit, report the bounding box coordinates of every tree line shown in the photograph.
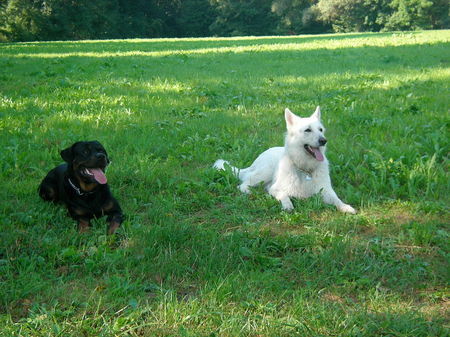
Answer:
[0,0,448,42]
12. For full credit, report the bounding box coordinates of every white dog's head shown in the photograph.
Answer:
[284,106,327,164]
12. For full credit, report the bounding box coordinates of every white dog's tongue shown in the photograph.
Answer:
[311,147,324,161]
[88,168,107,184]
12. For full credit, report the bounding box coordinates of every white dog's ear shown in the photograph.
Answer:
[285,108,297,128]
[311,106,321,120]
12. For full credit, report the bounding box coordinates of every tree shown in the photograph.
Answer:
[0,0,448,41]
[117,0,155,38]
[209,0,278,36]
[271,0,330,34]
[0,0,45,41]
[174,0,216,37]
[316,0,391,32]
[428,0,450,29]
[383,0,434,31]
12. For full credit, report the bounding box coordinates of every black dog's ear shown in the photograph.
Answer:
[60,146,73,163]
[60,143,78,162]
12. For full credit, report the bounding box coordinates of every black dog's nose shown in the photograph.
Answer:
[319,137,327,146]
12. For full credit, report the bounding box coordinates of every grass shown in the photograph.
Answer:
[0,30,449,336]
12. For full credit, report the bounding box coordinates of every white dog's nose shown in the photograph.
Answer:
[319,137,327,146]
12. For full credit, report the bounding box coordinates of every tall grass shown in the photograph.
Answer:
[0,30,449,336]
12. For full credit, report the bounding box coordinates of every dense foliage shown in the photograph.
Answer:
[0,0,448,41]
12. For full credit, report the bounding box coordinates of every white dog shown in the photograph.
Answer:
[214,107,356,214]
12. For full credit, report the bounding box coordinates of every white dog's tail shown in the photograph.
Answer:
[213,159,244,178]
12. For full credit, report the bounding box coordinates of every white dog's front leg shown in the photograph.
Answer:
[268,157,297,211]
[338,203,357,214]
[269,187,294,211]
[280,196,294,211]
[239,183,251,194]
[322,186,356,214]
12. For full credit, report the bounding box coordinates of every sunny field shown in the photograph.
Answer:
[0,31,449,336]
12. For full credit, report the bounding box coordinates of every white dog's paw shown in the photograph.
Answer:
[213,159,227,170]
[339,204,357,214]
[239,183,251,194]
[281,198,294,212]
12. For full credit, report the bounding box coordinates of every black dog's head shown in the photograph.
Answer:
[61,141,110,185]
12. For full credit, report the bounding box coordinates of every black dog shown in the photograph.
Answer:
[38,141,123,234]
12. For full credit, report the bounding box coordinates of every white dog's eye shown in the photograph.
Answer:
[319,128,323,132]
[305,128,311,132]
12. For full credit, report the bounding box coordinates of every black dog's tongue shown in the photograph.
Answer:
[87,168,107,184]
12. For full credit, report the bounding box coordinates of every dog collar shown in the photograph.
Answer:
[297,168,312,180]
[67,177,95,196]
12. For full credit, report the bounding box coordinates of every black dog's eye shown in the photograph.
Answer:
[305,128,311,132]
[83,149,90,156]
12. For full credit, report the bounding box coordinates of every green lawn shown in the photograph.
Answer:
[0,30,449,336]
